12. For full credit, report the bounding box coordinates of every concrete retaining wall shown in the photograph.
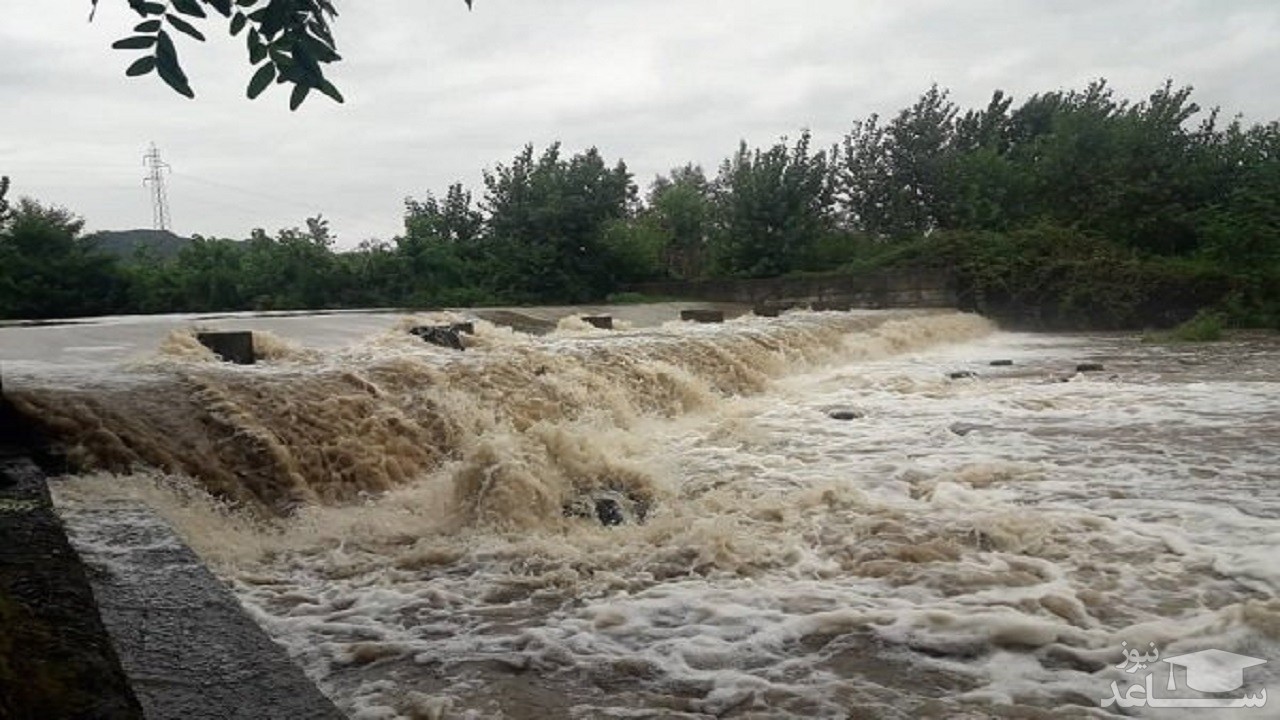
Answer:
[1,388,344,720]
[60,499,346,720]
[0,453,143,720]
[628,269,956,309]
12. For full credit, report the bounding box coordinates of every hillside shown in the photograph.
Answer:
[86,229,192,262]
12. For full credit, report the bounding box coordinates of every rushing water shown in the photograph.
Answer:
[5,307,1278,719]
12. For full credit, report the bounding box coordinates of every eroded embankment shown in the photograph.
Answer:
[12,310,991,526]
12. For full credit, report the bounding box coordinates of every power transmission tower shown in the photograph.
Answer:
[142,142,172,231]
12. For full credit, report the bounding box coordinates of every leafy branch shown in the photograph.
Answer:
[91,0,474,109]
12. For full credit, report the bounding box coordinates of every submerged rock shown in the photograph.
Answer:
[828,409,863,421]
[949,422,987,436]
[989,359,1014,366]
[947,370,978,380]
[1076,362,1105,372]
[595,498,624,526]
[565,490,649,527]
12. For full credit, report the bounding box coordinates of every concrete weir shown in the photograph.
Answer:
[1,386,343,719]
[57,498,346,720]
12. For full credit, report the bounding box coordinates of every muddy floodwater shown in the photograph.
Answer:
[3,306,1278,719]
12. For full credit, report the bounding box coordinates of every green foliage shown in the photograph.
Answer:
[88,228,191,261]
[712,131,832,277]
[0,199,125,319]
[1148,309,1225,342]
[646,165,713,278]
[853,224,1258,330]
[480,143,636,302]
[601,218,666,285]
[94,0,475,108]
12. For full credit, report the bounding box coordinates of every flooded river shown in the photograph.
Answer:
[3,306,1277,718]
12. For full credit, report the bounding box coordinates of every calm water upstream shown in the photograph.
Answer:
[3,307,1277,719]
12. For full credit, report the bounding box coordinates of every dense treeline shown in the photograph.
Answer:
[2,79,1277,327]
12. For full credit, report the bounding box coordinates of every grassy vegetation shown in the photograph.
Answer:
[1145,310,1227,342]
[843,226,1280,331]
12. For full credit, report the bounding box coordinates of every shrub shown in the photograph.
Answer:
[1160,310,1225,342]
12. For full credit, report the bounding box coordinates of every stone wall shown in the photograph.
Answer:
[628,269,956,310]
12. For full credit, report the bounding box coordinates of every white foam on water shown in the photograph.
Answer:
[47,316,1280,718]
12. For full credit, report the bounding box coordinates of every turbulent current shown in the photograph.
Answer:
[4,306,1278,719]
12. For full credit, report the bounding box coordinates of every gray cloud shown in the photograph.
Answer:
[2,0,1276,247]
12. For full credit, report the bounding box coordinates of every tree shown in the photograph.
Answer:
[835,85,958,238]
[398,187,486,305]
[404,184,483,246]
[96,0,474,108]
[712,131,832,276]
[169,236,246,310]
[0,199,125,319]
[1198,121,1280,271]
[646,165,712,278]
[482,143,635,302]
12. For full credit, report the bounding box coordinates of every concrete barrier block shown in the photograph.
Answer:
[196,332,256,365]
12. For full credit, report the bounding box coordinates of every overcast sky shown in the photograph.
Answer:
[3,0,1277,247]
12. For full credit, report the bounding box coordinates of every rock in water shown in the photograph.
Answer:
[595,498,625,526]
[828,409,863,421]
[947,370,978,380]
[409,326,465,351]
[949,422,987,436]
[565,490,648,527]
[1076,362,1105,372]
[989,359,1014,366]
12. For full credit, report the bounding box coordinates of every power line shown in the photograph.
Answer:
[169,170,393,229]
[142,143,172,231]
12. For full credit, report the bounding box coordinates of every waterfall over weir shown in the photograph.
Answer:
[3,306,1276,718]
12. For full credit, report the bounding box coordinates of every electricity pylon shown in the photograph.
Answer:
[143,143,171,231]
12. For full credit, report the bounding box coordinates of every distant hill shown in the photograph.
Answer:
[86,229,193,262]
